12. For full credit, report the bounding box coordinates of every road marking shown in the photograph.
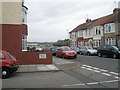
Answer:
[81,64,120,80]
[91,67,100,70]
[62,80,119,87]
[100,80,120,83]
[114,76,120,79]
[81,66,86,69]
[102,73,111,76]
[100,69,108,72]
[92,70,100,73]
[62,83,85,87]
[86,82,99,85]
[86,68,93,71]
[110,72,119,76]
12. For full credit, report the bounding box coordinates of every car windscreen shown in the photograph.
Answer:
[112,46,119,51]
[62,48,71,51]
[72,47,79,50]
[0,52,6,60]
[87,47,93,50]
[118,46,120,50]
[7,52,16,59]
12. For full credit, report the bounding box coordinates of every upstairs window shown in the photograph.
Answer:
[95,26,101,35]
[104,23,115,33]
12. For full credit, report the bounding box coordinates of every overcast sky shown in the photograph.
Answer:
[25,0,120,42]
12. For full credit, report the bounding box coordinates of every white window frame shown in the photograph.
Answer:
[104,23,115,33]
[22,35,27,51]
[105,38,116,45]
[94,40,101,47]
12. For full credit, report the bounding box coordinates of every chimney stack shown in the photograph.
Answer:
[113,8,120,13]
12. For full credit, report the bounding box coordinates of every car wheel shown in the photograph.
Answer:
[74,56,77,58]
[113,54,117,59]
[56,54,59,57]
[80,52,82,55]
[98,52,102,57]
[2,68,10,79]
[62,55,65,59]
[87,52,90,56]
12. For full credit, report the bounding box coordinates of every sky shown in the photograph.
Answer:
[25,0,120,42]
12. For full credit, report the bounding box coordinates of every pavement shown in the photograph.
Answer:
[17,56,81,73]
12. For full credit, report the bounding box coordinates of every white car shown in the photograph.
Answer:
[80,46,97,55]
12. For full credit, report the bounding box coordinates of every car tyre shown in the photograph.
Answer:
[56,54,59,57]
[2,68,10,79]
[74,56,77,58]
[113,54,117,59]
[87,52,90,56]
[80,52,82,55]
[98,52,102,57]
[62,55,66,59]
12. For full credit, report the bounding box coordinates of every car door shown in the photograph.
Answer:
[0,51,7,66]
[106,45,114,57]
[101,45,107,55]
[56,48,62,57]
[84,47,88,55]
[81,47,85,54]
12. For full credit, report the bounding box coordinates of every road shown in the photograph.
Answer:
[2,55,120,89]
[75,55,119,73]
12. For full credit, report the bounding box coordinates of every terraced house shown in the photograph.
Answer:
[69,8,120,48]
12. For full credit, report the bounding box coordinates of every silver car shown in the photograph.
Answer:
[80,46,97,55]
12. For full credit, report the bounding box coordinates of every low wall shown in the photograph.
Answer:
[19,50,52,65]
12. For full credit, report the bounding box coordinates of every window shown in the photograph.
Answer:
[104,23,115,33]
[94,40,101,47]
[22,35,27,51]
[85,30,87,36]
[0,52,6,60]
[105,38,116,45]
[95,26,101,35]
[78,31,83,37]
[22,7,27,24]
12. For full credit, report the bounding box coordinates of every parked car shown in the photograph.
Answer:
[0,50,19,79]
[36,47,42,51]
[97,45,120,59]
[56,46,77,58]
[80,46,97,55]
[42,47,50,50]
[70,46,81,54]
[50,46,58,56]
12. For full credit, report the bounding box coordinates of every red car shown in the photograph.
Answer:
[0,50,19,79]
[56,46,77,58]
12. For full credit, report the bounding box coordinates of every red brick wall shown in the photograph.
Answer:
[1,24,52,64]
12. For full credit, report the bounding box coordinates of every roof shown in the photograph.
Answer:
[89,12,119,28]
[69,8,119,33]
[69,22,92,33]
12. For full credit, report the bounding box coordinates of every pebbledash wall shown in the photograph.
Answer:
[1,1,52,65]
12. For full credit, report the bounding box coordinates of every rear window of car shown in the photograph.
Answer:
[62,47,71,51]
[7,52,16,59]
[0,52,6,60]
[101,45,106,49]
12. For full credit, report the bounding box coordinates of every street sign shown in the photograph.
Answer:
[39,54,46,59]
